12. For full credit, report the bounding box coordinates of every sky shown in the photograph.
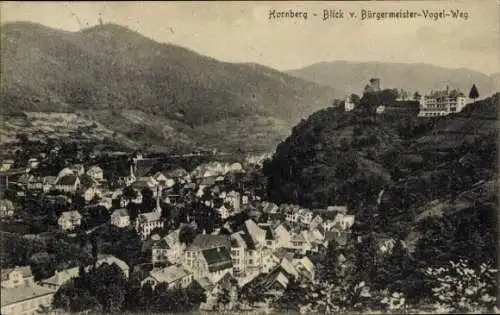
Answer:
[1,1,499,74]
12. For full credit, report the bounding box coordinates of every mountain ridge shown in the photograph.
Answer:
[287,60,497,98]
[1,22,337,153]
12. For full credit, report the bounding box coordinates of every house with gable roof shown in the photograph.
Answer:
[309,214,324,229]
[86,165,104,181]
[274,222,293,249]
[54,174,80,193]
[110,208,130,228]
[136,211,163,240]
[183,234,231,274]
[199,246,233,282]
[2,266,35,288]
[0,199,15,218]
[261,248,280,274]
[58,210,82,231]
[332,212,356,230]
[224,190,241,212]
[39,266,80,290]
[151,228,186,265]
[141,265,193,290]
[1,266,56,315]
[259,224,278,250]
[230,232,247,277]
[94,254,130,278]
[292,256,316,281]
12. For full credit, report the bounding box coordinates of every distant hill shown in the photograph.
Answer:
[1,22,337,153]
[287,60,497,98]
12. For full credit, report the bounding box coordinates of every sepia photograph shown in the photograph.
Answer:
[0,1,498,314]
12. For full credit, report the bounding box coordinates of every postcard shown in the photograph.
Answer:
[1,1,498,314]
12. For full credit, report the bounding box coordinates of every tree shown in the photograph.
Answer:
[469,84,479,103]
[16,133,29,145]
[216,287,232,310]
[354,233,378,285]
[179,224,197,245]
[350,94,361,106]
[141,188,155,211]
[424,260,496,313]
[413,91,422,101]
[123,186,137,201]
[318,239,341,282]
[272,280,308,311]
[399,89,409,101]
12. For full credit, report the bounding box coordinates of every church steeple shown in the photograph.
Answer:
[129,164,135,179]
[155,185,162,213]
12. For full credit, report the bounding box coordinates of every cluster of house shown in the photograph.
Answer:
[6,155,252,239]
[0,255,129,315]
[139,201,356,310]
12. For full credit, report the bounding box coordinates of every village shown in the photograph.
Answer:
[0,145,363,314]
[0,79,478,315]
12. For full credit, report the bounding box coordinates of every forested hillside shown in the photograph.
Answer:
[263,92,498,299]
[1,22,336,153]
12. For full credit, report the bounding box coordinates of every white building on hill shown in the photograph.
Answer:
[345,95,355,112]
[418,88,467,117]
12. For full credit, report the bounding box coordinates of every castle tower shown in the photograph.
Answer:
[369,78,381,91]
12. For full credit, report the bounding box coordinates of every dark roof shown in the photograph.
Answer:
[79,174,96,189]
[187,234,230,251]
[56,174,78,186]
[260,265,293,290]
[135,159,160,177]
[202,247,232,272]
[260,225,275,240]
[239,227,256,250]
[153,239,170,249]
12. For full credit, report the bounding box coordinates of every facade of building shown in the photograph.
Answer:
[135,210,163,240]
[1,266,56,315]
[86,166,104,181]
[418,89,467,117]
[184,234,231,278]
[54,174,80,193]
[110,208,130,228]
[39,266,80,290]
[199,247,234,283]
[58,211,82,231]
[151,229,186,265]
[83,186,101,202]
[0,199,15,218]
[141,266,193,290]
